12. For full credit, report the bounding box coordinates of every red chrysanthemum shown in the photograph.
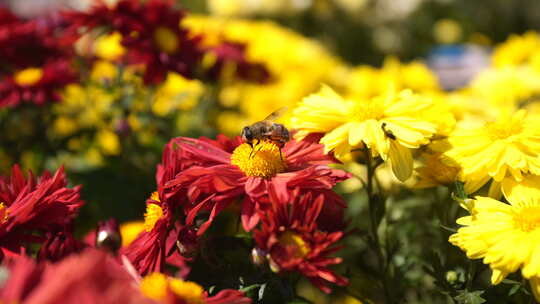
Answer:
[37,227,85,262]
[0,60,77,107]
[253,188,348,294]
[0,8,72,69]
[64,0,204,84]
[63,0,269,84]
[121,144,195,275]
[163,134,350,234]
[0,165,84,258]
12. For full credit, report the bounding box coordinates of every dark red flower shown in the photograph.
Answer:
[163,134,350,234]
[0,165,84,258]
[121,145,194,275]
[253,188,348,294]
[63,0,268,84]
[64,0,204,84]
[0,8,70,70]
[0,59,77,107]
[37,228,85,262]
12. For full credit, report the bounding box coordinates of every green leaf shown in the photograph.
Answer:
[454,290,486,304]
[508,284,521,296]
[454,181,467,200]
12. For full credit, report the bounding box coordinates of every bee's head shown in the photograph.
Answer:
[241,126,253,143]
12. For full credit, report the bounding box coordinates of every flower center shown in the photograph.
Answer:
[168,279,204,304]
[0,203,8,224]
[278,231,310,259]
[230,141,286,178]
[485,118,523,140]
[144,200,163,232]
[14,68,43,86]
[514,206,540,232]
[154,27,180,54]
[140,272,204,304]
[94,32,125,61]
[354,98,386,121]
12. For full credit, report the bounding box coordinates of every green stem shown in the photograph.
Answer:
[364,150,391,303]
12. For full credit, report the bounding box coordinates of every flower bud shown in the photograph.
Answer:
[95,219,122,252]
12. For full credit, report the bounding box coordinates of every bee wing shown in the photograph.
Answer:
[262,107,288,122]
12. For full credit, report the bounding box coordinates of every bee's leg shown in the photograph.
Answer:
[249,139,258,159]
[252,142,266,159]
[279,148,283,161]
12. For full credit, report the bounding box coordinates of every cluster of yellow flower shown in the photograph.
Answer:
[290,31,540,300]
[42,32,205,170]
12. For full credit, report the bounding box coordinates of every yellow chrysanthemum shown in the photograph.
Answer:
[96,129,121,155]
[152,72,204,116]
[207,0,310,17]
[140,272,204,304]
[492,31,540,68]
[184,16,347,133]
[119,221,145,247]
[94,32,125,61]
[469,66,540,109]
[344,57,441,100]
[450,175,540,302]
[414,151,459,188]
[292,85,438,181]
[14,68,43,86]
[443,110,540,193]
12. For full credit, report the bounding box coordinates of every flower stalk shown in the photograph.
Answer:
[364,149,392,303]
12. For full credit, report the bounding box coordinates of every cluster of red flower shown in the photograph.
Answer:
[122,134,350,293]
[0,8,76,107]
[0,133,350,302]
[0,0,268,108]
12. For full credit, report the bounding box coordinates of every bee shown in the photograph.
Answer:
[241,107,290,158]
[381,122,396,140]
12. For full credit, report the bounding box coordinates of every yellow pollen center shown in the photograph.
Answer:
[154,27,180,54]
[150,191,160,202]
[144,203,163,232]
[14,68,43,86]
[354,98,386,121]
[278,231,310,259]
[140,273,204,304]
[0,203,8,224]
[140,272,168,300]
[485,120,523,140]
[515,207,540,232]
[169,279,205,304]
[230,141,286,178]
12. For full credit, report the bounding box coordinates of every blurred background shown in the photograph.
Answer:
[3,0,540,63]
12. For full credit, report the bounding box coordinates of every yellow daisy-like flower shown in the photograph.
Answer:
[413,151,459,188]
[291,85,437,181]
[492,31,540,68]
[443,110,540,194]
[450,175,540,301]
[344,57,441,100]
[140,272,204,304]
